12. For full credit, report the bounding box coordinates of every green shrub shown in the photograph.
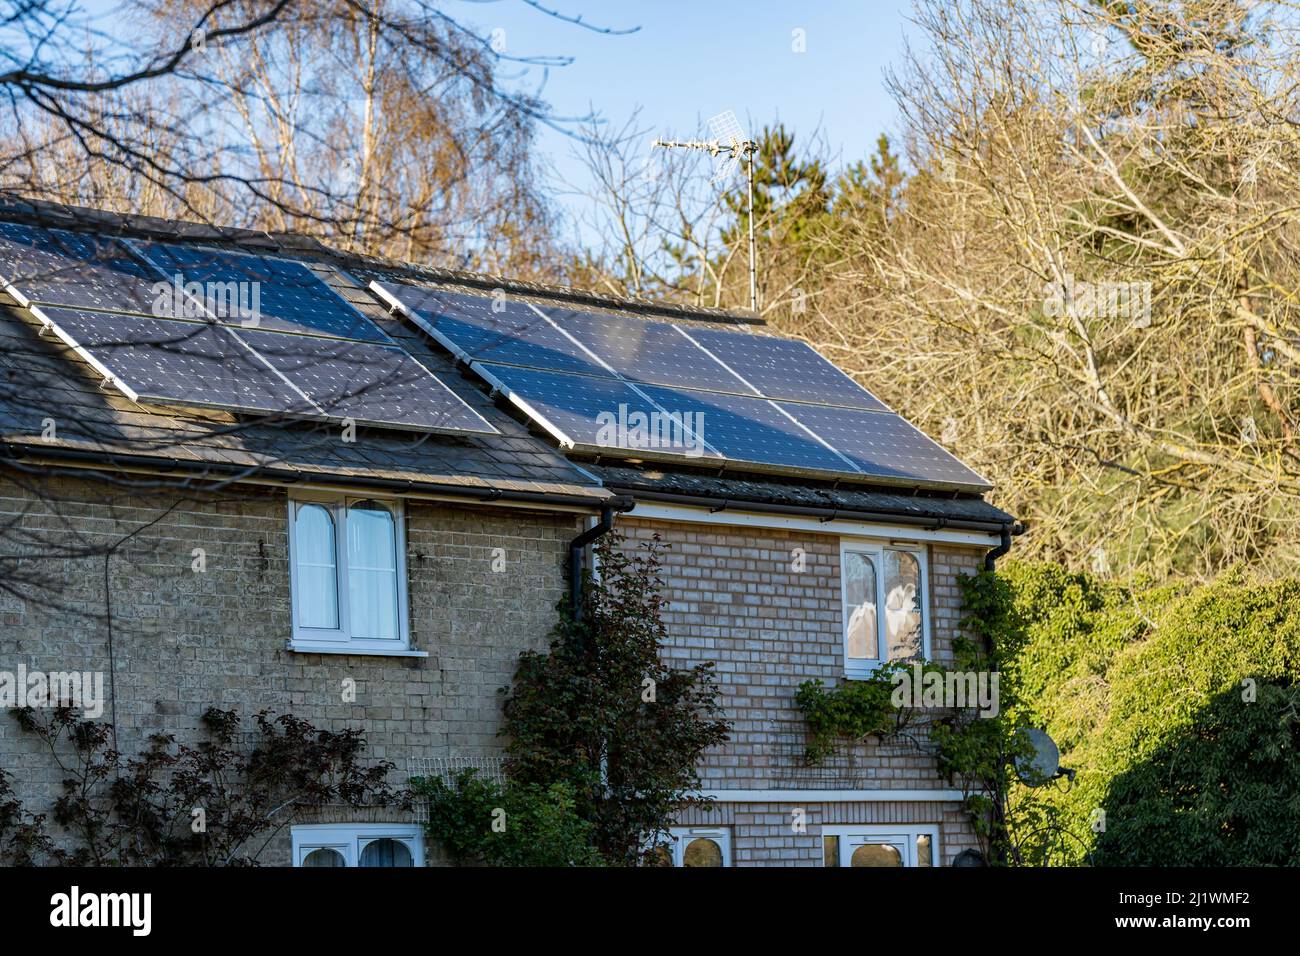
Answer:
[500,532,729,866]
[985,561,1300,865]
[796,661,938,764]
[413,770,603,867]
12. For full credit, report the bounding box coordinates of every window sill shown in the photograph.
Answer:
[287,642,428,658]
[843,664,884,681]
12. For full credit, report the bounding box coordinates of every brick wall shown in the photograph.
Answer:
[0,474,579,865]
[619,515,989,866]
[675,800,980,867]
[0,474,993,867]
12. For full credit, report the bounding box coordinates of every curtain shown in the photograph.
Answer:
[359,839,412,867]
[347,500,399,640]
[883,550,923,660]
[843,550,878,660]
[295,504,338,629]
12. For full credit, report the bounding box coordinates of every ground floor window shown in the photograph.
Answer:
[821,824,937,867]
[648,827,732,867]
[292,823,424,867]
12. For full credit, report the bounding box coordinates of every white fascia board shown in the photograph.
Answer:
[700,789,968,803]
[626,501,1001,549]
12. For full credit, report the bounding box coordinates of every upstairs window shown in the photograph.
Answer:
[289,495,411,654]
[841,540,928,678]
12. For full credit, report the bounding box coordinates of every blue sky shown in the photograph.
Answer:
[453,0,918,207]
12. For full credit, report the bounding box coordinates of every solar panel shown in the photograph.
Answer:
[0,223,159,312]
[638,385,853,474]
[684,327,888,411]
[242,330,496,434]
[36,307,312,414]
[476,363,717,459]
[371,281,611,378]
[139,242,389,342]
[544,307,758,394]
[369,276,987,487]
[782,403,989,489]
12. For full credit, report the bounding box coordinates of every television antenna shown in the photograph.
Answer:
[652,110,760,313]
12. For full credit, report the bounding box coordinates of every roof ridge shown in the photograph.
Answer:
[0,193,764,328]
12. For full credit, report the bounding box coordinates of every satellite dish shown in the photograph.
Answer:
[1014,728,1061,786]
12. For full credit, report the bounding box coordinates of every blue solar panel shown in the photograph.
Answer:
[545,307,758,394]
[477,363,718,459]
[38,307,310,413]
[140,243,388,342]
[638,385,852,474]
[242,330,495,434]
[0,223,159,312]
[371,276,984,488]
[372,281,611,378]
[782,403,989,489]
[684,327,887,411]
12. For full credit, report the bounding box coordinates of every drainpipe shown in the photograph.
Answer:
[983,523,1015,572]
[982,518,1021,869]
[569,504,623,622]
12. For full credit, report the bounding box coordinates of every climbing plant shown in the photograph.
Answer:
[422,532,731,866]
[0,706,401,865]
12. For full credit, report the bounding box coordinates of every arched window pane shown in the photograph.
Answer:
[843,551,878,660]
[682,838,723,867]
[851,843,903,867]
[295,504,338,629]
[360,838,413,867]
[348,501,399,640]
[883,551,923,660]
[645,845,673,867]
[302,847,345,868]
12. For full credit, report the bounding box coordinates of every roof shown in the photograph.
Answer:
[0,195,762,326]
[0,199,611,506]
[591,463,1015,531]
[0,196,1011,524]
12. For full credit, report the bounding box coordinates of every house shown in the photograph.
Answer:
[0,197,1016,867]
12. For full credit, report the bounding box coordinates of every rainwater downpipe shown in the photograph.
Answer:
[569,505,619,623]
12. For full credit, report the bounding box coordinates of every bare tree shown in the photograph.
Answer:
[0,0,643,274]
[569,0,1300,580]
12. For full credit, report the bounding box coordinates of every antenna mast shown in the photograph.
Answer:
[652,111,760,314]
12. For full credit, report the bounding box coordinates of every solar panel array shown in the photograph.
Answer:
[0,222,159,312]
[371,279,989,491]
[0,222,496,435]
[37,307,311,414]
[139,242,390,342]
[0,216,988,486]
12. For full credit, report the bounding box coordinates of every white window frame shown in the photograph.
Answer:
[661,826,732,867]
[822,823,939,867]
[292,823,425,867]
[287,492,421,656]
[839,537,930,679]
